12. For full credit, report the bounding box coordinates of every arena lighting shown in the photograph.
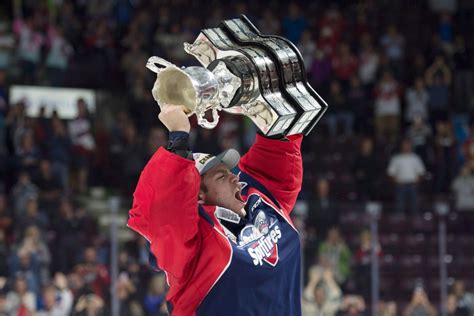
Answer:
[434,200,450,216]
[365,201,382,218]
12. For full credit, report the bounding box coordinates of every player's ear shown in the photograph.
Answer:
[198,180,208,205]
[198,191,205,205]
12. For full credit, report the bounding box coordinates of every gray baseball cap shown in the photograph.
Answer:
[193,149,240,175]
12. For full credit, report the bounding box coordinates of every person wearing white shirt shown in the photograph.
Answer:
[387,139,426,213]
[451,165,474,211]
[405,77,430,123]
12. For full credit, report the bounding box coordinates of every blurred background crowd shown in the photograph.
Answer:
[0,0,474,315]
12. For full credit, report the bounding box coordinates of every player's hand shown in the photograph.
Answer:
[158,104,191,133]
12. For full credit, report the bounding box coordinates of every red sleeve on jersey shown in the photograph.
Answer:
[239,134,303,215]
[128,147,201,281]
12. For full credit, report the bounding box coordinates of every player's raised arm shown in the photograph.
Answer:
[239,133,304,214]
[128,105,201,281]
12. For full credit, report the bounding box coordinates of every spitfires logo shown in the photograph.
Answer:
[238,211,281,266]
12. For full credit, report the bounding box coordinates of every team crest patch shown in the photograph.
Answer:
[238,211,281,266]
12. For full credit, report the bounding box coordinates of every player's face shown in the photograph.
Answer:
[200,163,245,216]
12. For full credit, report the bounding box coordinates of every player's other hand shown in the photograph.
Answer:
[158,104,191,133]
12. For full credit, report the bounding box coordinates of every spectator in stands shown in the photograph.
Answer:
[379,301,397,316]
[407,52,428,83]
[127,64,156,129]
[74,246,110,301]
[302,267,342,316]
[124,234,150,268]
[48,117,72,189]
[194,128,222,156]
[438,13,454,53]
[358,34,380,89]
[380,24,405,77]
[319,7,346,54]
[282,3,307,44]
[374,71,401,143]
[451,279,474,314]
[18,225,51,286]
[0,22,15,70]
[0,192,13,247]
[332,43,358,86]
[307,178,340,241]
[406,116,432,165]
[387,139,426,213]
[299,30,317,71]
[318,227,352,285]
[452,36,473,113]
[352,137,378,201]
[83,18,114,86]
[52,199,85,273]
[354,230,382,302]
[121,41,147,88]
[45,25,74,86]
[76,205,98,247]
[161,23,193,63]
[117,122,146,195]
[13,13,44,84]
[117,251,141,294]
[405,77,430,124]
[451,164,474,211]
[36,273,73,316]
[4,275,36,315]
[5,101,27,155]
[0,290,6,315]
[143,273,168,316]
[403,286,437,316]
[425,55,452,125]
[0,69,6,156]
[325,80,354,138]
[16,131,40,176]
[337,295,367,316]
[15,195,48,233]
[72,293,104,316]
[462,124,474,172]
[258,9,281,35]
[347,75,369,135]
[0,230,8,279]
[117,272,143,316]
[434,120,456,193]
[34,159,62,217]
[68,98,95,194]
[8,246,43,296]
[310,49,333,89]
[11,171,38,216]
[447,294,471,316]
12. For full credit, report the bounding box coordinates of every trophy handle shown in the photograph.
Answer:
[196,107,220,129]
[146,56,176,74]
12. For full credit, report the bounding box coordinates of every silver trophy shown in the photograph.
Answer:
[146,15,328,136]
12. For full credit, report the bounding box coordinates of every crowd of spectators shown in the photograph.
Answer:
[0,0,474,315]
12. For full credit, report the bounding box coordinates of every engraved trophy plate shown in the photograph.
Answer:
[146,15,328,136]
[220,17,326,135]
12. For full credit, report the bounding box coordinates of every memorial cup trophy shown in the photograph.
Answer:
[146,15,328,136]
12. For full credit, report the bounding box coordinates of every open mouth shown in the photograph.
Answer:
[234,188,244,202]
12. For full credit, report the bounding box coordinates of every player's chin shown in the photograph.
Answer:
[230,196,245,209]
